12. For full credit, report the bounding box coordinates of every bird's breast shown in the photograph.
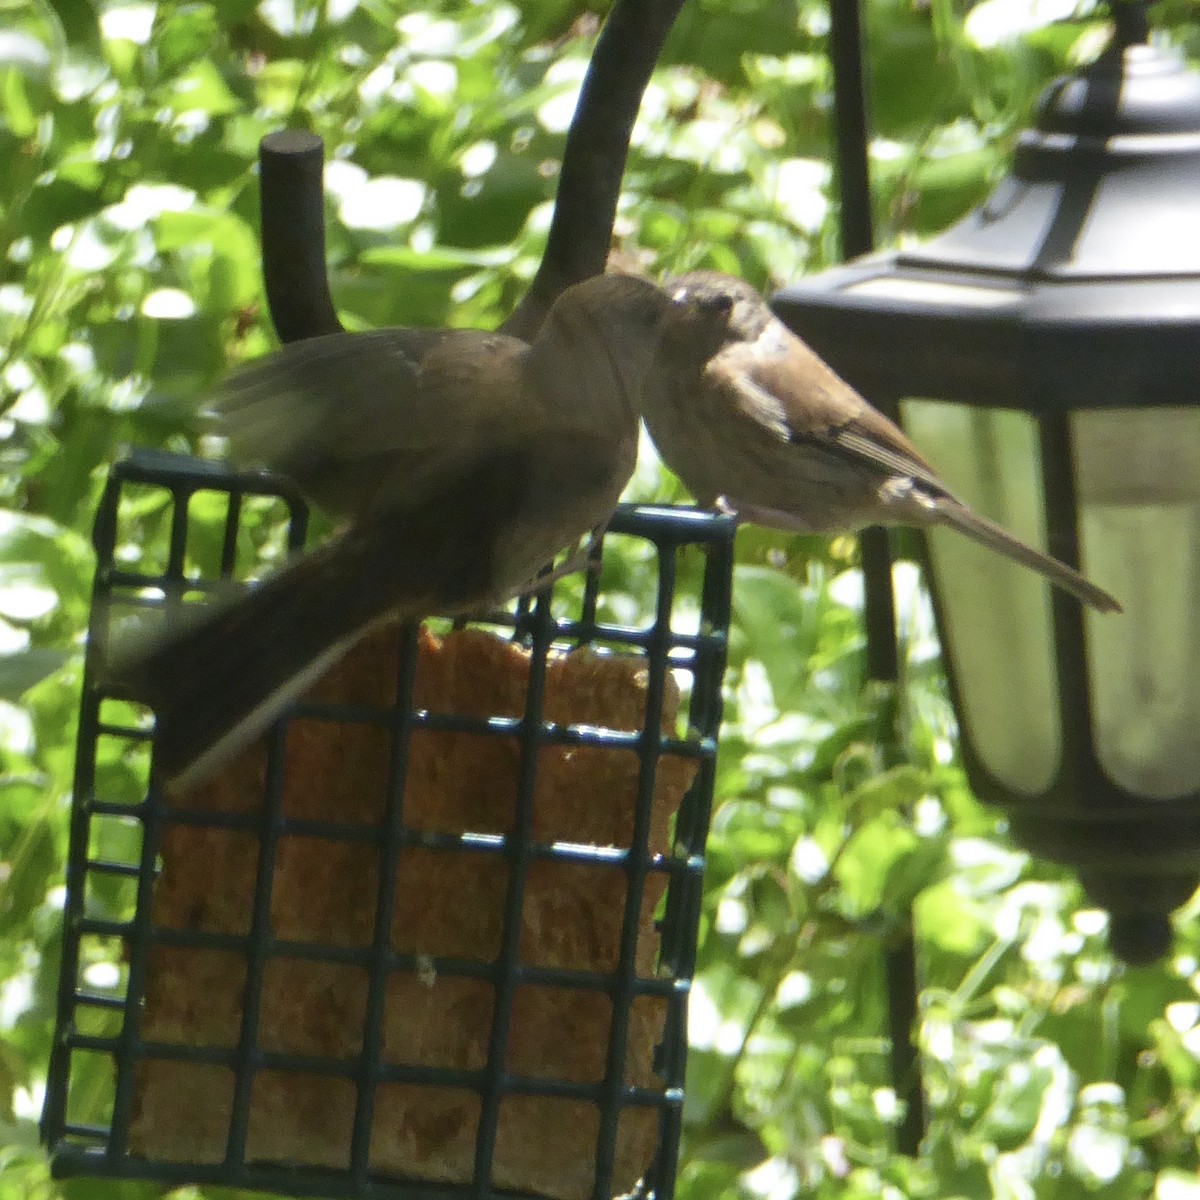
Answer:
[486,428,637,599]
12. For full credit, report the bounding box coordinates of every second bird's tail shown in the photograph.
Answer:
[935,500,1121,613]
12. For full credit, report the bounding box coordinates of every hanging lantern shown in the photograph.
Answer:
[773,14,1200,963]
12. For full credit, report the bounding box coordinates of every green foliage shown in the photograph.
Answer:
[2,2,1199,1199]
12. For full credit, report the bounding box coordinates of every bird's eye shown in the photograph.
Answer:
[698,293,734,318]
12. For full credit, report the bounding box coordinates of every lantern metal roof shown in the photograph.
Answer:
[774,39,1200,412]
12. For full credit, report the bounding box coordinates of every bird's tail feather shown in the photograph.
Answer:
[936,502,1121,613]
[106,529,442,793]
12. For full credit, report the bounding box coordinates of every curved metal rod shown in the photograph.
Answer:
[502,0,687,340]
[1111,0,1150,46]
[258,129,344,343]
[257,1,684,346]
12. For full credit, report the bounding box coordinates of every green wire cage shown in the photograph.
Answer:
[41,448,736,1200]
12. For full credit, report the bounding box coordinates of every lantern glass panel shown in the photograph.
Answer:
[901,400,1060,794]
[1075,407,1200,800]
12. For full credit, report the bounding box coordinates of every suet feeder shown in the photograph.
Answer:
[40,450,735,1199]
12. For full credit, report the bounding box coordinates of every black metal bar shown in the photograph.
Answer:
[103,787,159,1159]
[104,472,205,1159]
[471,593,556,1192]
[51,1146,655,1200]
[89,697,715,764]
[828,0,875,260]
[656,529,735,1189]
[74,994,126,1012]
[40,664,103,1147]
[1112,0,1150,45]
[827,1,897,679]
[827,0,924,1158]
[223,719,290,1166]
[1039,409,1091,770]
[348,622,422,1180]
[221,491,243,577]
[40,475,137,1146]
[883,931,927,1153]
[63,1036,675,1104]
[579,531,606,641]
[84,859,142,877]
[592,547,678,1198]
[860,526,899,682]
[258,129,344,343]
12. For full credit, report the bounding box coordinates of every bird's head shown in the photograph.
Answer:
[551,272,672,337]
[662,271,774,357]
[538,274,677,418]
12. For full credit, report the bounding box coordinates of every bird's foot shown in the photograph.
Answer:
[722,497,829,535]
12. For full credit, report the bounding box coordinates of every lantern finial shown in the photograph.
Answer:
[1108,914,1173,966]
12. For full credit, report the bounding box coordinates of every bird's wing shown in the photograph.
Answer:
[213,327,535,517]
[719,324,955,498]
[217,328,440,458]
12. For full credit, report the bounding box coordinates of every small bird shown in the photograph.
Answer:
[112,274,693,790]
[645,271,1121,613]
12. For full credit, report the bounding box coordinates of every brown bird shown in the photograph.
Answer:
[646,271,1120,613]
[112,273,692,790]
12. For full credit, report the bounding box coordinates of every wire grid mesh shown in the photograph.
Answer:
[42,449,735,1200]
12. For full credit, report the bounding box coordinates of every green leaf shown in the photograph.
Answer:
[836,814,919,915]
[44,0,98,45]
[0,814,58,936]
[0,648,69,700]
[848,763,928,818]
[166,59,242,117]
[1,68,38,139]
[730,563,819,710]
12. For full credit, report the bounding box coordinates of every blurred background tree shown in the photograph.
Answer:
[3,1,1200,1198]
